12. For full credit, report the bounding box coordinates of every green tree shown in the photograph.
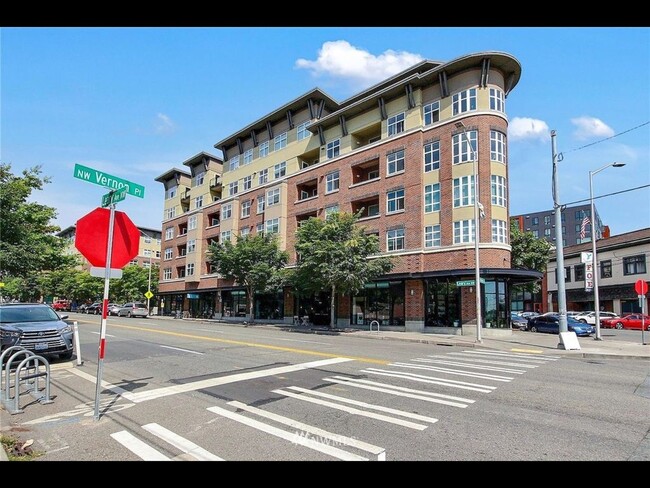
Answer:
[0,163,75,279]
[110,264,157,303]
[292,211,394,328]
[207,233,288,323]
[510,220,552,292]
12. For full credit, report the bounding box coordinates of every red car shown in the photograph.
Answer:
[600,314,650,330]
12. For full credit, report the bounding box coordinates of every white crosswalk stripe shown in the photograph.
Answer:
[390,362,515,381]
[110,431,171,461]
[453,350,561,361]
[411,358,527,374]
[142,423,223,460]
[426,354,540,369]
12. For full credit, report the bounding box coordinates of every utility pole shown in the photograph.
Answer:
[551,130,568,334]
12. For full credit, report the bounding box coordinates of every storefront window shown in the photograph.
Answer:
[484,279,508,328]
[222,290,248,317]
[255,292,284,320]
[295,291,331,326]
[351,281,405,326]
[425,280,460,327]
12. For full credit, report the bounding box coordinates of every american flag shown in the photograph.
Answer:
[580,214,590,239]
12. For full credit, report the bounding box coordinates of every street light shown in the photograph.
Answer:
[455,121,483,343]
[590,162,625,341]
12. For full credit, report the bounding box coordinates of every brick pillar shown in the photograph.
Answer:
[405,279,425,331]
[337,292,351,327]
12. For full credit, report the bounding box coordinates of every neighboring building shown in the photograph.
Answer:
[547,228,650,314]
[156,52,542,334]
[57,224,162,271]
[511,203,610,248]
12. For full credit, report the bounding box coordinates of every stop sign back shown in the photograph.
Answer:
[635,280,649,295]
[75,208,140,268]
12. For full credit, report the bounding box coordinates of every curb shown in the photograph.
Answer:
[0,443,8,462]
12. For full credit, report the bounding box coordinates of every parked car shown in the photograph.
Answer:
[52,299,71,312]
[85,302,102,315]
[575,311,619,325]
[600,314,650,331]
[527,314,594,336]
[117,302,148,318]
[0,302,74,360]
[108,303,123,316]
[510,312,529,330]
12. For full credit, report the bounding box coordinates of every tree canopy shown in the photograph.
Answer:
[510,220,552,292]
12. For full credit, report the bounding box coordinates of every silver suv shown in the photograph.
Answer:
[117,302,148,318]
[0,303,74,360]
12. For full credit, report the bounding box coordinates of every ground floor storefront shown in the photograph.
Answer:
[548,283,646,315]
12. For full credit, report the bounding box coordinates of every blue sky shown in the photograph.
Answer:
[2,27,649,237]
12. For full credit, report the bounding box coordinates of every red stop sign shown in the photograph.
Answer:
[635,280,649,295]
[75,208,140,268]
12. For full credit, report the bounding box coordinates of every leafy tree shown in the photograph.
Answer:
[292,211,394,327]
[110,264,158,303]
[207,233,288,323]
[0,163,75,279]
[510,220,552,293]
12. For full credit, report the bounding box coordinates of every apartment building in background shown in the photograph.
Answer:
[156,51,542,335]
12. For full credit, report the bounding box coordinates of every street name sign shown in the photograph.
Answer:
[74,163,145,198]
[456,279,486,287]
[101,188,128,207]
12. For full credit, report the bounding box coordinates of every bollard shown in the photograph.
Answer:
[73,321,83,365]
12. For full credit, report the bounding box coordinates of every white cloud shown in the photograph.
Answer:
[154,113,176,134]
[508,117,550,142]
[571,116,614,140]
[295,40,424,85]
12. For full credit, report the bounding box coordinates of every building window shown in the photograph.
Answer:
[257,197,265,214]
[424,183,440,213]
[544,215,551,225]
[164,247,172,260]
[259,141,269,158]
[165,227,174,240]
[454,220,475,244]
[424,225,441,248]
[623,255,646,275]
[562,226,566,235]
[155,250,160,258]
[600,259,612,278]
[165,186,177,199]
[297,121,310,141]
[222,203,232,220]
[240,227,250,237]
[165,207,176,220]
[221,230,231,243]
[194,196,203,209]
[228,181,238,196]
[489,88,505,112]
[492,219,508,244]
[555,266,571,283]
[387,112,405,136]
[532,229,539,238]
[575,224,581,233]
[387,228,405,251]
[424,141,440,172]
[452,130,478,164]
[386,189,405,214]
[256,223,264,234]
[423,101,440,126]
[490,131,506,163]
[188,215,197,230]
[324,205,339,219]
[326,171,340,193]
[491,175,507,207]
[452,87,477,115]
[453,175,475,207]
[274,132,287,151]
[229,156,239,172]
[243,175,252,191]
[243,149,253,165]
[195,171,205,186]
[241,200,251,218]
[266,188,280,207]
[544,228,551,237]
[258,168,268,185]
[177,267,186,278]
[575,264,585,281]
[186,263,194,276]
[187,239,196,253]
[274,161,286,179]
[326,139,340,159]
[387,149,405,175]
[144,235,152,244]
[163,268,172,280]
[265,218,280,234]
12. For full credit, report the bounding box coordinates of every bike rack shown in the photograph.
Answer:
[369,320,380,333]
[1,346,53,414]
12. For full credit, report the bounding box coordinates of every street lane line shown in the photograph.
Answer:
[324,376,473,407]
[110,431,170,461]
[361,368,495,393]
[426,354,539,369]
[390,362,514,381]
[411,358,526,374]
[68,367,133,397]
[266,337,332,345]
[458,350,561,361]
[279,386,437,427]
[142,423,222,460]
[89,331,116,338]
[228,400,386,460]
[207,405,368,461]
[127,357,354,403]
[159,345,204,355]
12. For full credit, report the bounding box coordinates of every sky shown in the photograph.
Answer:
[2,27,649,237]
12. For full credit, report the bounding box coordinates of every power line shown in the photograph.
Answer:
[562,184,650,207]
[561,121,650,155]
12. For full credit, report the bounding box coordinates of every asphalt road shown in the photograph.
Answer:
[2,313,649,462]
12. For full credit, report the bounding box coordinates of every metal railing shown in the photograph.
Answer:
[1,346,54,414]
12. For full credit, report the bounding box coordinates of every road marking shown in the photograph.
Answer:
[67,367,133,397]
[110,431,170,460]
[511,348,548,355]
[127,357,354,403]
[427,354,539,369]
[266,337,331,345]
[160,345,204,355]
[207,405,368,461]
[142,423,222,460]
[459,350,561,361]
[276,386,436,429]
[227,400,386,460]
[324,376,473,408]
[89,331,116,338]
[411,358,526,374]
[390,362,514,382]
[360,369,495,393]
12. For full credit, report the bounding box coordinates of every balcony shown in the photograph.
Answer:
[297,179,318,202]
[207,211,221,227]
[296,211,318,227]
[351,158,380,187]
[352,196,380,220]
[297,147,320,170]
[350,122,381,150]
[210,177,222,201]
[180,188,191,202]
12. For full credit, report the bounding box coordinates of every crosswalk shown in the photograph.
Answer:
[109,349,560,461]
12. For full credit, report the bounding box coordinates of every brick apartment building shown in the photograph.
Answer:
[155,51,542,335]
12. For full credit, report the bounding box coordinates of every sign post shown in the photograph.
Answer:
[634,280,648,345]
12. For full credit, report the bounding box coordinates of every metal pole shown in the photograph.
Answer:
[590,171,603,340]
[641,294,646,345]
[73,321,82,366]
[147,255,152,315]
[94,202,116,420]
[551,131,568,334]
[472,137,482,344]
